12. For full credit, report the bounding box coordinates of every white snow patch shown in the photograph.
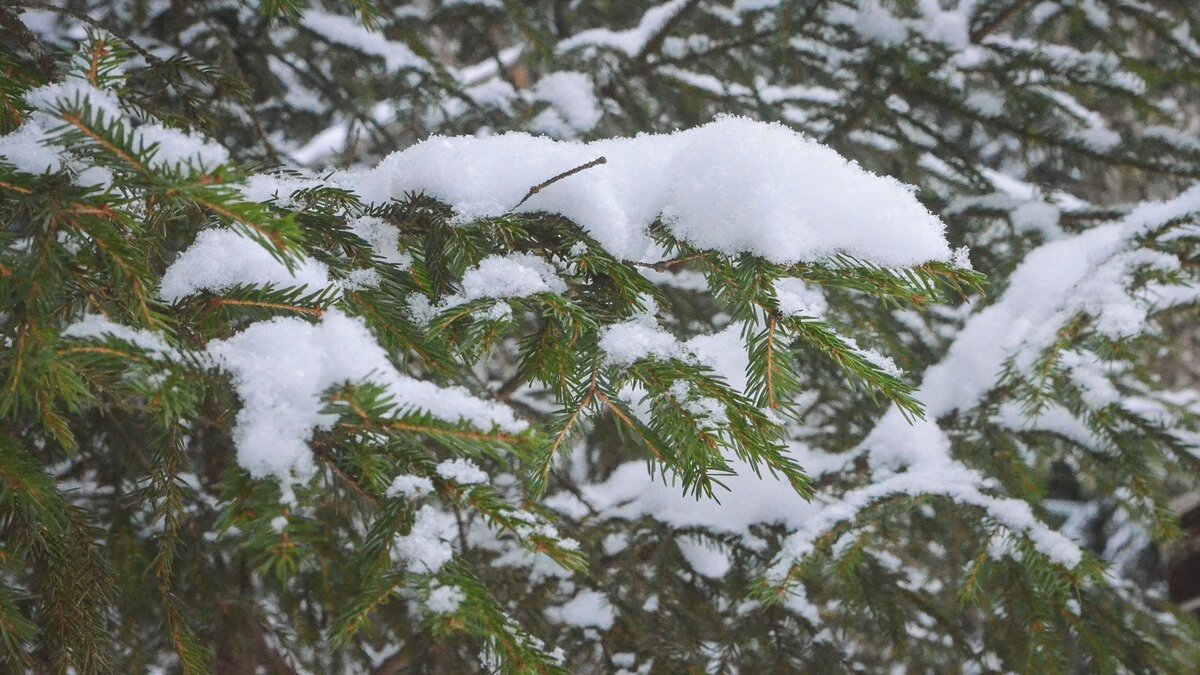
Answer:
[0,118,63,175]
[426,585,466,614]
[557,0,691,57]
[159,228,330,302]
[547,590,615,630]
[436,458,489,485]
[300,10,427,73]
[531,71,602,138]
[133,123,229,172]
[460,253,567,300]
[393,505,457,573]
[206,310,525,484]
[387,474,435,499]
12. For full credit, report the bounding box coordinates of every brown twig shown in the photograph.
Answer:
[512,156,607,211]
[632,252,708,272]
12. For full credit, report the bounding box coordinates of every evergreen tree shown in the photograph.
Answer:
[2,1,1200,672]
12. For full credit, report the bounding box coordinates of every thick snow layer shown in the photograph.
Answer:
[159,228,330,302]
[206,310,525,483]
[253,117,953,267]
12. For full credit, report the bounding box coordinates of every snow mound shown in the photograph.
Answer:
[256,117,953,268]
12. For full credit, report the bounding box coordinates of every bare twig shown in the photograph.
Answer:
[632,252,708,272]
[512,156,607,211]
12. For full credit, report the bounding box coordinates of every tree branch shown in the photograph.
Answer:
[511,156,607,211]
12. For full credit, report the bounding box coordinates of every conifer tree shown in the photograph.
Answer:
[2,1,1200,673]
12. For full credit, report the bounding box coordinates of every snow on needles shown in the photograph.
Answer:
[250,116,953,268]
[459,253,566,301]
[159,228,330,303]
[556,186,1200,581]
[300,10,428,74]
[206,310,526,485]
[776,186,1200,574]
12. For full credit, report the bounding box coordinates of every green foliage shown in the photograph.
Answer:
[1,2,1199,673]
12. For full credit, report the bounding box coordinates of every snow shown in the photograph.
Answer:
[459,253,567,301]
[387,474,435,499]
[1010,201,1061,238]
[300,10,427,73]
[912,224,1125,416]
[62,314,175,358]
[827,0,972,50]
[1143,125,1200,153]
[406,253,566,325]
[0,118,62,175]
[993,401,1101,451]
[206,310,525,483]
[547,590,615,630]
[556,327,838,538]
[25,79,123,119]
[774,278,827,318]
[831,1,907,47]
[844,337,903,377]
[805,186,1200,572]
[436,458,488,485]
[253,116,954,268]
[557,0,691,57]
[347,216,410,267]
[393,505,457,573]
[426,585,466,614]
[133,123,229,172]
[555,180,1200,579]
[159,228,330,303]
[657,118,949,266]
[531,72,602,138]
[598,314,687,367]
[676,536,733,578]
[964,90,1005,118]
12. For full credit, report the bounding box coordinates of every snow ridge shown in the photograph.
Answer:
[249,116,954,268]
